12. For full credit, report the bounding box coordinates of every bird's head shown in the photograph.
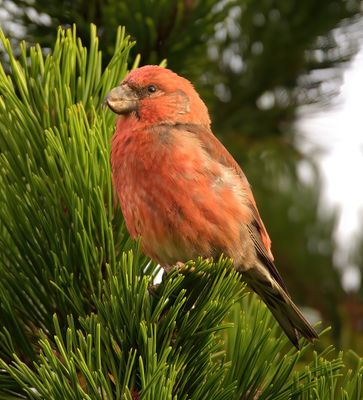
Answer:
[105,65,211,127]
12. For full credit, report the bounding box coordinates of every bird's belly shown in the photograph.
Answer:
[118,170,253,267]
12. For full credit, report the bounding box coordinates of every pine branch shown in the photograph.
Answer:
[0,24,362,399]
[0,24,136,361]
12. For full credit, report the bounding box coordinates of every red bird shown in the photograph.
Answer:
[106,65,318,348]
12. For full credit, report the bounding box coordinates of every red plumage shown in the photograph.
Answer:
[107,65,318,348]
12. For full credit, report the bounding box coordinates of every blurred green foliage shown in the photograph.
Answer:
[1,0,363,347]
[2,25,363,398]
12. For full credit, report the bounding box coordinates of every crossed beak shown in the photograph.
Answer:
[104,84,138,115]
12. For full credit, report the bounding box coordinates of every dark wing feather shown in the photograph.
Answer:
[246,223,289,293]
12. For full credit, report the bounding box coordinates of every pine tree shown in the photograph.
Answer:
[2,1,363,338]
[0,25,362,399]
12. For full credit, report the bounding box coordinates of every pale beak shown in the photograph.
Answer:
[105,84,138,115]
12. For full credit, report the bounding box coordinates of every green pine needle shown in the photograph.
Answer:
[0,24,362,400]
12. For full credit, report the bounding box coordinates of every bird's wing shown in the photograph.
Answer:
[174,123,290,291]
[246,222,289,293]
[177,124,273,255]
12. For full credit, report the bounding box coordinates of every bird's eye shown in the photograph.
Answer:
[147,85,157,93]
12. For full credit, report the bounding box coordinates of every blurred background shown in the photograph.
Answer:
[1,0,363,351]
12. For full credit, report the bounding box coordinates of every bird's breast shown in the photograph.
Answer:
[111,125,253,266]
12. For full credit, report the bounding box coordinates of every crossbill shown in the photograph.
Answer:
[106,65,318,348]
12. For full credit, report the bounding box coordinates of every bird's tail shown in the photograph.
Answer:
[242,266,318,349]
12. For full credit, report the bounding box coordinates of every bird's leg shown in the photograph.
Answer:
[174,261,187,271]
[147,268,168,299]
[147,282,161,298]
[148,260,200,299]
[175,261,200,274]
[147,262,191,298]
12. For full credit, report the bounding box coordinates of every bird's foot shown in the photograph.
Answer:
[174,261,196,274]
[148,283,161,299]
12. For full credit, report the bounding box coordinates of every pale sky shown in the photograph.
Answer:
[298,46,363,290]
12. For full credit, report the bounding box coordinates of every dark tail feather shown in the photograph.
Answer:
[243,266,318,349]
